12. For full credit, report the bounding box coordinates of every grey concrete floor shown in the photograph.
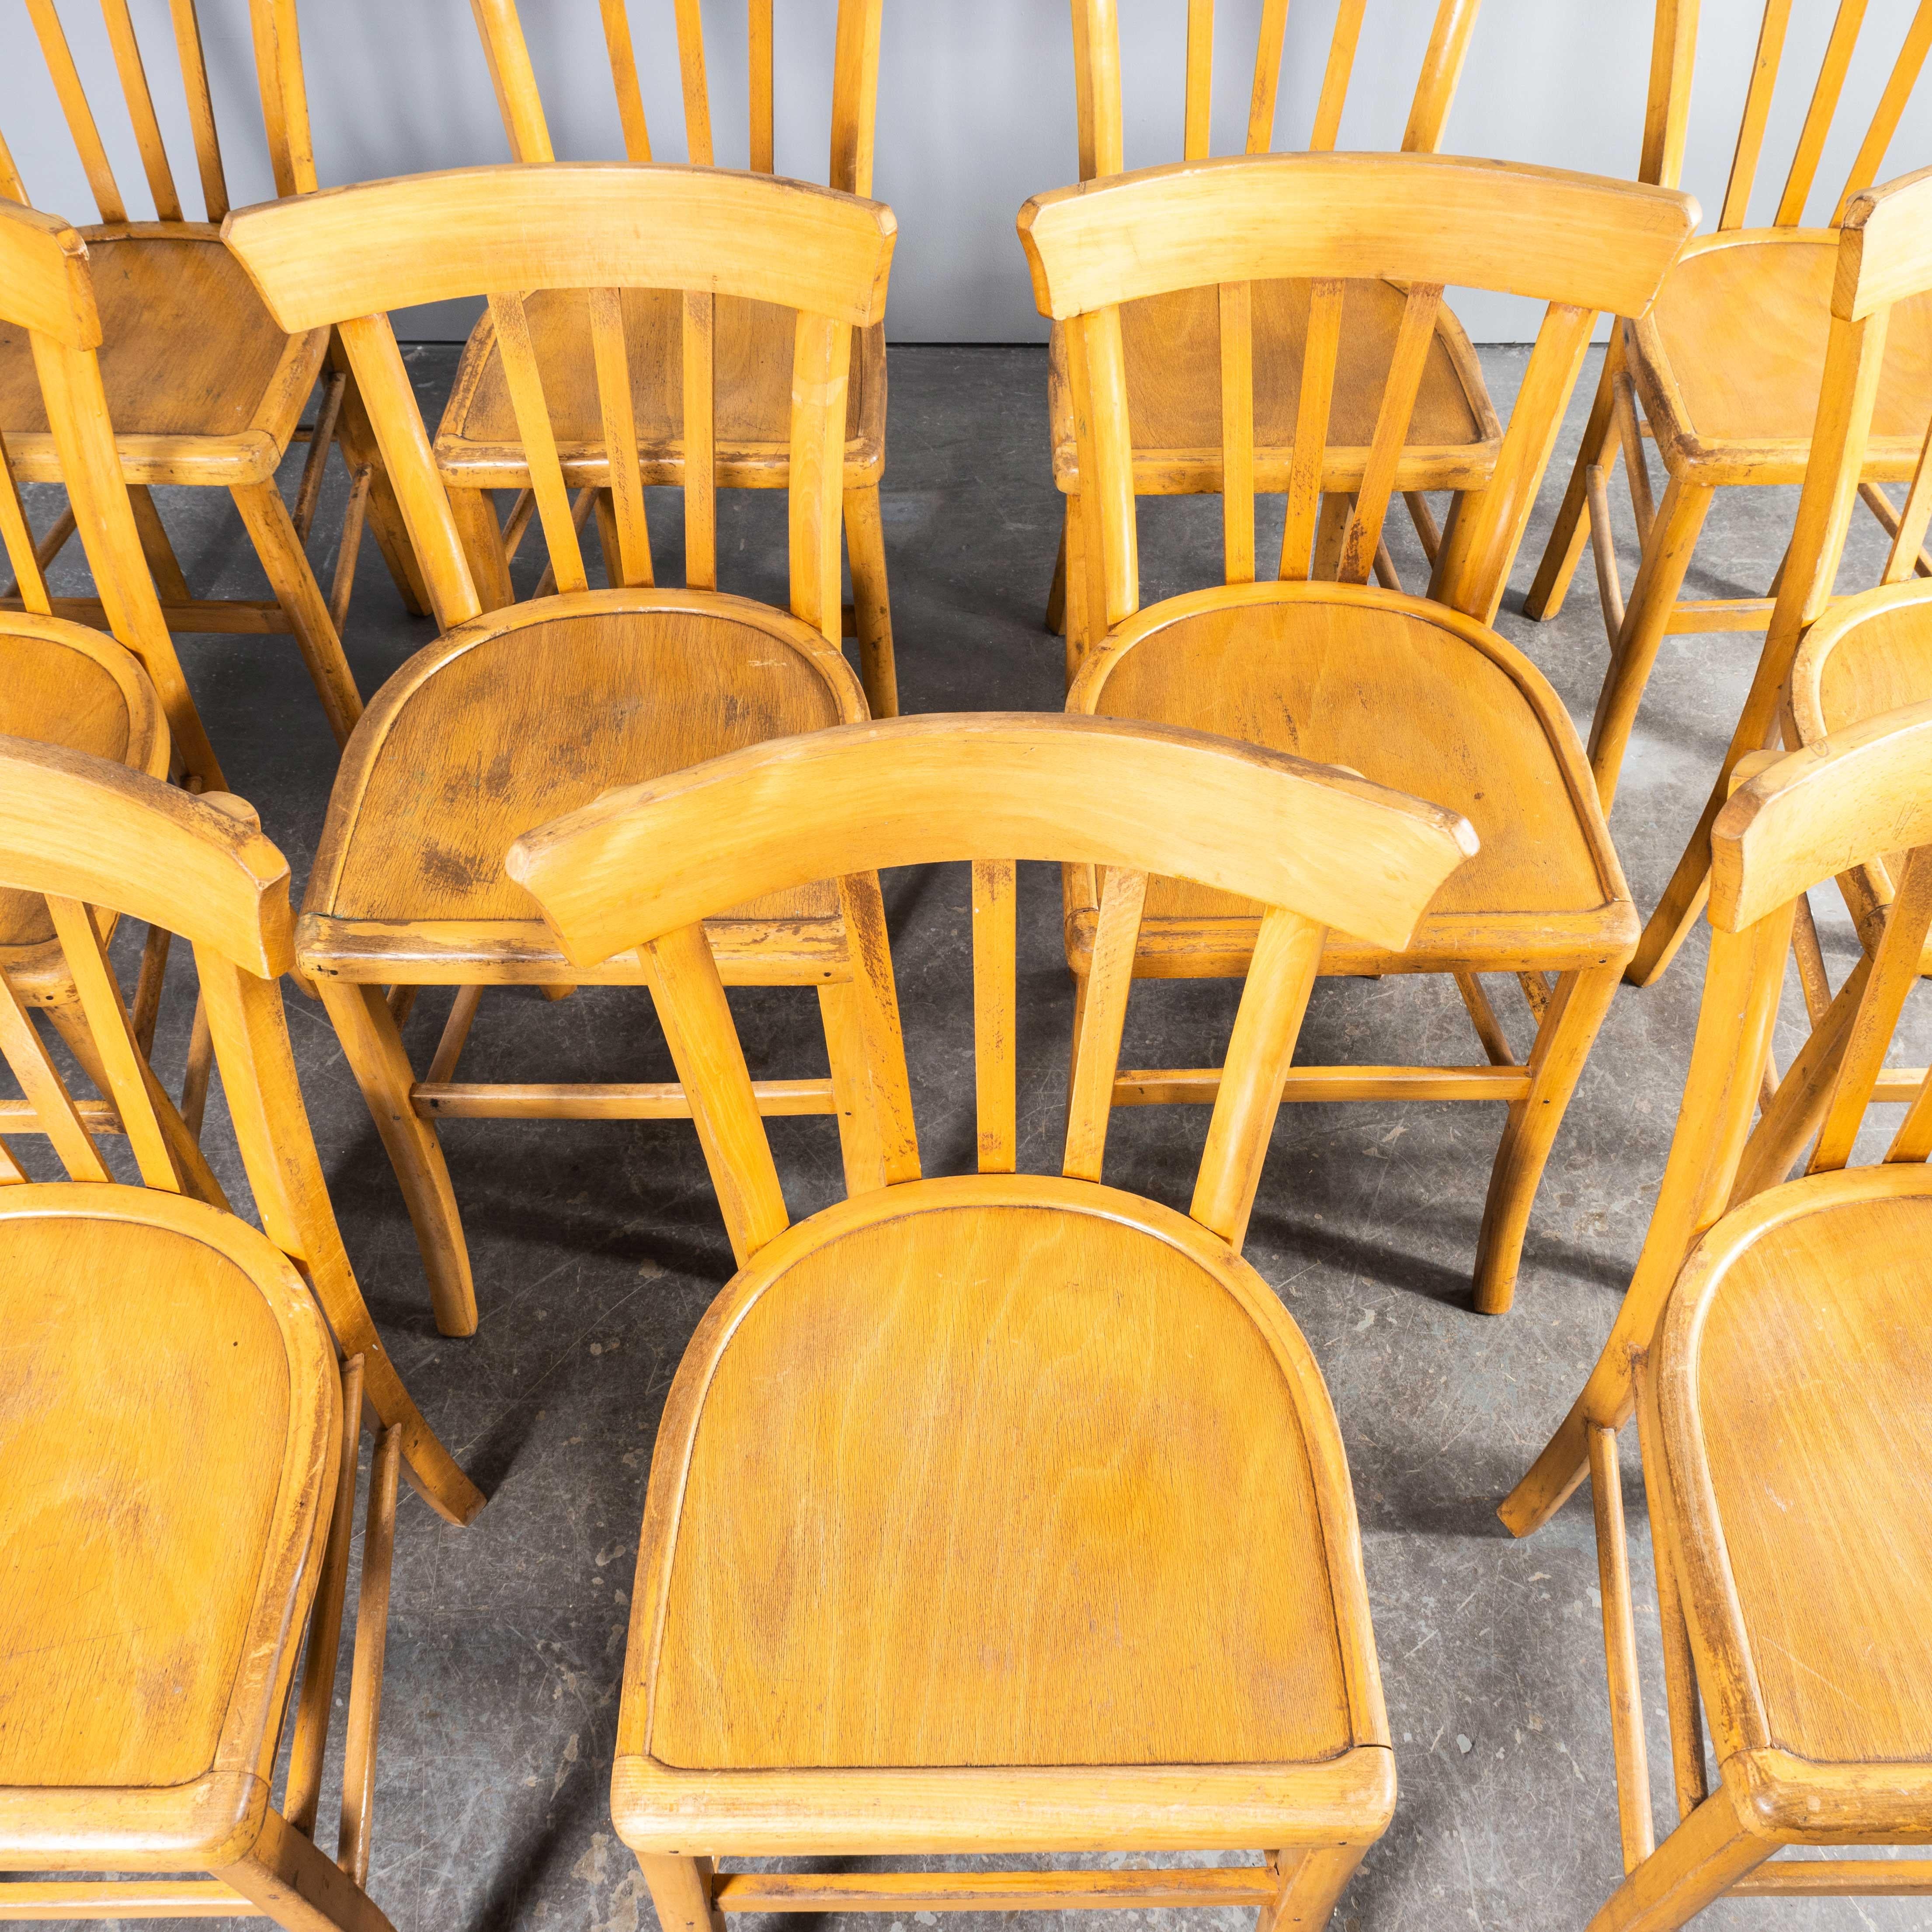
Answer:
[20,342,1930,1932]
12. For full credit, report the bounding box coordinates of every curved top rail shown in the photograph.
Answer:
[0,739,292,976]
[0,201,99,348]
[1836,164,1932,319]
[508,711,1478,967]
[223,163,896,332]
[1018,150,1698,322]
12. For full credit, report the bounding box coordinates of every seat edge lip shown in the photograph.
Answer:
[1657,1165,1932,1774]
[0,1771,268,1872]
[608,1743,1398,1856]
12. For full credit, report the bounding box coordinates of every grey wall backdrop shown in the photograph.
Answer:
[5,0,1932,343]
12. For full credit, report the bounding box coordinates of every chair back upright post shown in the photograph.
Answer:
[1504,688,1932,1539]
[1636,163,1932,981]
[222,164,895,644]
[469,0,886,195]
[1071,0,1482,180]
[5,0,315,222]
[1635,0,1932,222]
[1019,152,1699,632]
[507,713,1478,1263]
[0,733,482,1527]
[0,201,220,788]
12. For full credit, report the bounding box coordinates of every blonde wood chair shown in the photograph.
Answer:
[0,195,223,789]
[0,734,482,1929]
[1499,702,1932,1930]
[504,710,1478,1932]
[456,0,896,716]
[1620,164,1932,987]
[223,163,906,1339]
[1525,0,1932,818]
[1048,0,1491,667]
[1026,150,1698,1313]
[0,0,431,752]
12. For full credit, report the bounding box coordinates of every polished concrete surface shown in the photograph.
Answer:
[21,343,1925,1932]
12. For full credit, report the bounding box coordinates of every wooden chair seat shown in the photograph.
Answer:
[297,590,850,985]
[1068,586,1635,978]
[1633,233,1932,490]
[1657,1169,1932,1801]
[0,1185,337,1869]
[435,295,885,491]
[0,612,169,994]
[617,1169,1392,1844]
[1048,278,1499,495]
[0,228,326,487]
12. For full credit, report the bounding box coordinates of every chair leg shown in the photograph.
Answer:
[1585,1786,1775,1932]
[330,337,431,619]
[844,483,899,718]
[448,485,515,614]
[819,980,889,1194]
[1046,501,1070,636]
[1261,1845,1368,1932]
[1586,477,1714,813]
[216,1810,399,1932]
[1526,342,1622,622]
[639,1855,727,1932]
[318,980,479,1338]
[230,480,363,750]
[1473,962,1621,1314]
[1063,490,1090,686]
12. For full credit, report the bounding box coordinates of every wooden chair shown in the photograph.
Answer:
[1025,150,1698,1313]
[1616,164,1932,987]
[1498,701,1932,1929]
[222,163,904,1340]
[1048,0,1491,668]
[1525,0,1932,819]
[455,0,897,716]
[0,0,431,753]
[0,734,482,1930]
[503,710,1478,1932]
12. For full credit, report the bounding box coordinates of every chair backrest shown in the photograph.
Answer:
[0,200,219,788]
[469,0,885,197]
[0,736,480,1525]
[1018,151,1699,626]
[223,164,893,643]
[3,0,316,220]
[1719,167,1932,796]
[507,712,1477,1261]
[1518,696,1932,1519]
[1639,0,1932,226]
[1071,0,1481,180]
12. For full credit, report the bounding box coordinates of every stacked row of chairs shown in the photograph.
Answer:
[0,3,1929,1931]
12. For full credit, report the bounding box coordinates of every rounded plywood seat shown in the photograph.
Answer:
[1635,231,1932,487]
[0,1187,336,1866]
[300,589,865,982]
[435,293,885,491]
[0,229,325,487]
[0,614,167,997]
[1660,1171,1932,1788]
[617,1174,1390,1851]
[1049,277,1499,496]
[1068,583,1633,975]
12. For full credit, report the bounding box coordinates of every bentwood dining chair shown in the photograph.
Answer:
[504,711,1478,1932]
[1618,164,1932,987]
[1049,0,1490,666]
[1026,150,1698,1313]
[457,0,897,715]
[222,163,903,1339]
[1500,701,1932,1930]
[1526,0,1932,822]
[0,0,425,751]
[0,736,481,1930]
